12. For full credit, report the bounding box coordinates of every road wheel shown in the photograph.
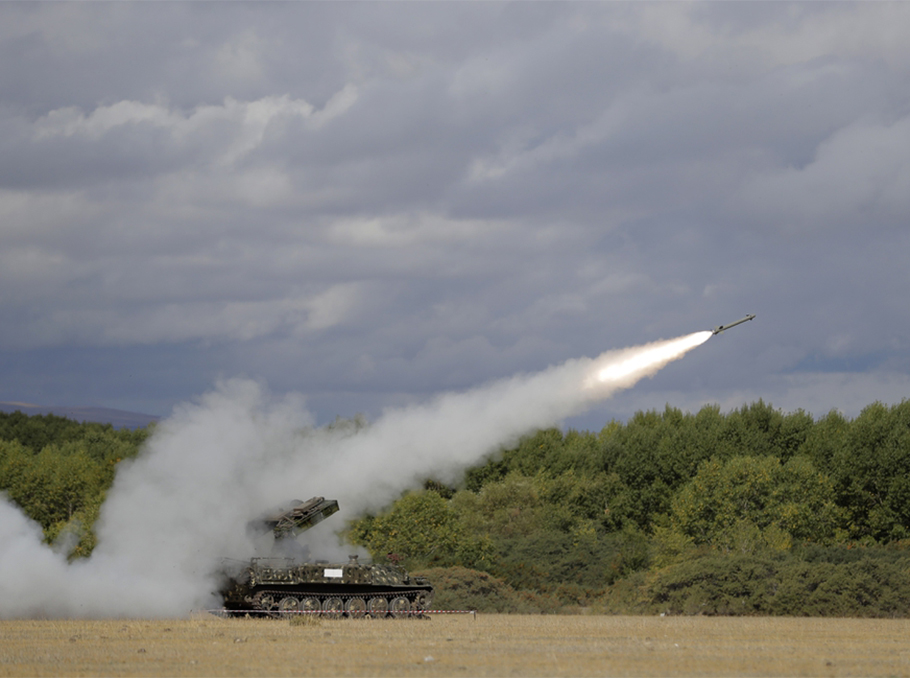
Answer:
[345,597,367,619]
[367,597,388,618]
[301,597,321,617]
[322,597,344,619]
[390,596,411,618]
[278,596,299,613]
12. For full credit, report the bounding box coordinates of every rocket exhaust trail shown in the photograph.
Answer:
[0,330,713,619]
[333,330,715,516]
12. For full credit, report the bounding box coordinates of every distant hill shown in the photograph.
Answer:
[0,402,160,429]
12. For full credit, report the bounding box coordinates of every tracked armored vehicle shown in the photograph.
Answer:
[220,497,433,618]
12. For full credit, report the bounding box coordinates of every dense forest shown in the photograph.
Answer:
[4,400,910,616]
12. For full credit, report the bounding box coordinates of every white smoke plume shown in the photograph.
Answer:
[0,331,711,618]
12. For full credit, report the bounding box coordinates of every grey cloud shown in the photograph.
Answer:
[734,114,910,231]
[0,2,908,430]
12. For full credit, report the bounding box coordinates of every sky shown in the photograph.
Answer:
[2,2,909,433]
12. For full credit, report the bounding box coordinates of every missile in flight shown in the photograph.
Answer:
[712,314,756,335]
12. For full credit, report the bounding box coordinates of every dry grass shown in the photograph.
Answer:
[2,614,910,677]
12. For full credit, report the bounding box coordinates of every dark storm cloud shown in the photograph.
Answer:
[1,2,909,427]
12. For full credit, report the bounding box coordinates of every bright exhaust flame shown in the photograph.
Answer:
[585,331,713,390]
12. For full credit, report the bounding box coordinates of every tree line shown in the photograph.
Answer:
[4,400,910,615]
[349,399,910,616]
[0,411,150,557]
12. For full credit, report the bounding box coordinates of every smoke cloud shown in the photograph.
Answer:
[0,332,710,618]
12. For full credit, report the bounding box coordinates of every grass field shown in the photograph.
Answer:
[2,614,910,677]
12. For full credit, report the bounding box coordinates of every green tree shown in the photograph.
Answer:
[0,441,108,537]
[830,401,910,541]
[0,419,139,557]
[348,490,493,569]
[666,455,841,553]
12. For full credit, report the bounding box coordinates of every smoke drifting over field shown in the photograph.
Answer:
[0,332,709,618]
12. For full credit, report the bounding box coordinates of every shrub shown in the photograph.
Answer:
[601,547,910,617]
[414,566,561,613]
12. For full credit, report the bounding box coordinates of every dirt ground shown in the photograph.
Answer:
[2,614,909,677]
